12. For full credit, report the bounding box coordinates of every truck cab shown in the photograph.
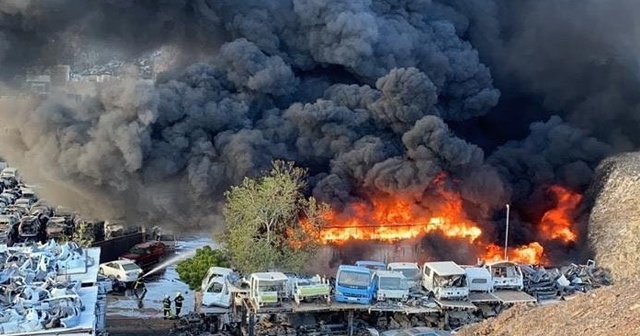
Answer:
[201,267,247,308]
[355,260,386,271]
[485,261,524,291]
[372,270,409,301]
[387,262,421,290]
[335,265,374,305]
[422,261,469,300]
[463,267,493,292]
[249,272,289,308]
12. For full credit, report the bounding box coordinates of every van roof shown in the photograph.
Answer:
[388,262,419,268]
[251,272,288,281]
[374,270,405,278]
[424,261,465,276]
[486,261,519,268]
[338,265,372,273]
[355,260,386,266]
[464,266,491,278]
[2,168,16,173]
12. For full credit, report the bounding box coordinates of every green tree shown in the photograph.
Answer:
[176,245,230,290]
[221,160,328,274]
[72,221,94,247]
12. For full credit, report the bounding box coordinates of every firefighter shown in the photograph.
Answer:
[162,294,172,319]
[174,291,184,317]
[133,273,147,299]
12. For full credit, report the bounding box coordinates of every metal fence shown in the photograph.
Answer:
[92,232,144,263]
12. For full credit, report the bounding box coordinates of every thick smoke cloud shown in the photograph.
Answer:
[0,0,629,257]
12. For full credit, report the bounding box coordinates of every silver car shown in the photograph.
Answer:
[379,327,452,336]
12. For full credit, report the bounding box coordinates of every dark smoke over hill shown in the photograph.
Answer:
[0,0,632,259]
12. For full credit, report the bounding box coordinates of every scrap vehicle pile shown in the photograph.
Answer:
[0,165,78,245]
[0,165,139,247]
[521,261,613,300]
[0,239,94,334]
[195,258,613,336]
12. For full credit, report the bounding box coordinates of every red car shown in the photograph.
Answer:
[120,241,166,268]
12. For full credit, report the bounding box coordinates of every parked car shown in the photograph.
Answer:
[120,241,166,268]
[99,260,143,282]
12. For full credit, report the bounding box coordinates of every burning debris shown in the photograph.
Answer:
[311,180,582,266]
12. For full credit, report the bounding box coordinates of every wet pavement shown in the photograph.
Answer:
[106,235,215,318]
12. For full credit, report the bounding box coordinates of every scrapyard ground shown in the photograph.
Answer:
[106,235,213,335]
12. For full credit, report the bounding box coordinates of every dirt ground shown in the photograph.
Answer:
[107,316,176,336]
[460,281,640,336]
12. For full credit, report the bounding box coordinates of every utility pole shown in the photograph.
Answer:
[504,204,510,261]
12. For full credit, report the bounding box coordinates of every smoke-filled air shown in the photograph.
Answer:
[0,0,637,265]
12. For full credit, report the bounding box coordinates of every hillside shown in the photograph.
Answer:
[464,152,640,335]
[461,281,640,336]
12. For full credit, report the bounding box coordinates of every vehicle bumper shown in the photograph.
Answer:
[335,294,371,305]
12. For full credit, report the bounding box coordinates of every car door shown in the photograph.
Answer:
[103,262,115,277]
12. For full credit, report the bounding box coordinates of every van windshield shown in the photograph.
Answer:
[379,277,409,290]
[398,268,420,280]
[338,270,370,288]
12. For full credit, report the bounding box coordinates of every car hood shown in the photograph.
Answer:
[121,253,141,260]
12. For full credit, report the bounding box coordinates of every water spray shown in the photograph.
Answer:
[143,248,197,278]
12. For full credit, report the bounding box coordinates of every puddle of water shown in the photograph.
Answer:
[107,235,215,318]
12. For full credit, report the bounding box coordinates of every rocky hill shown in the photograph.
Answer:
[464,152,640,335]
[461,280,640,336]
[587,152,640,281]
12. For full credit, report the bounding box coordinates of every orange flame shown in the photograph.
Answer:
[482,242,545,265]
[539,185,582,243]
[318,192,483,244]
[293,175,580,265]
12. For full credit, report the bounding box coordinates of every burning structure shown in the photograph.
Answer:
[0,0,634,267]
[315,177,581,267]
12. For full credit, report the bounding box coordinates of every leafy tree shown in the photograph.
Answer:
[72,221,94,247]
[176,245,230,290]
[221,161,328,274]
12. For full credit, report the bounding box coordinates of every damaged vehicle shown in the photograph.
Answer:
[422,262,469,300]
[0,214,18,243]
[248,272,289,308]
[291,274,331,305]
[10,215,47,244]
[485,261,524,291]
[201,267,247,308]
[372,270,410,301]
[46,217,74,239]
[387,262,421,290]
[120,241,166,269]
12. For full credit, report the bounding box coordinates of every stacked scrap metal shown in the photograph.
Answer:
[521,260,612,300]
[255,318,297,336]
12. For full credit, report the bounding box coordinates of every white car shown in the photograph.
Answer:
[99,260,143,282]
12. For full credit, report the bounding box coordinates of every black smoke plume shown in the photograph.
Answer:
[0,0,629,263]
